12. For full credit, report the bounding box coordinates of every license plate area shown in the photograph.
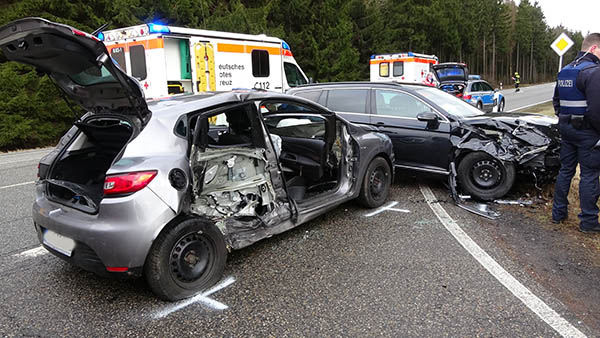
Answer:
[43,229,75,257]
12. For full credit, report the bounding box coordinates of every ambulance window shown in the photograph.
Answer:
[284,62,308,87]
[130,45,147,80]
[327,89,368,114]
[379,62,389,77]
[110,47,127,73]
[393,61,404,76]
[252,50,270,77]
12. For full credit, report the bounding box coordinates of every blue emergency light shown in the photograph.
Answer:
[148,23,170,34]
[97,32,104,41]
[282,41,291,50]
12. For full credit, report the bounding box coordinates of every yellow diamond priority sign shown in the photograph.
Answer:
[551,32,574,56]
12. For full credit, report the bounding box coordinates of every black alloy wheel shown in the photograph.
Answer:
[457,152,516,201]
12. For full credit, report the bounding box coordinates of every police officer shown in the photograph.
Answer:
[552,33,600,233]
[513,72,521,92]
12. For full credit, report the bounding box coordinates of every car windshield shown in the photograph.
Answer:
[413,87,485,118]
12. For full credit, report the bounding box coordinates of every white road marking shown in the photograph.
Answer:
[14,246,48,258]
[419,185,586,338]
[153,276,236,319]
[363,201,410,217]
[507,99,553,112]
[0,181,35,190]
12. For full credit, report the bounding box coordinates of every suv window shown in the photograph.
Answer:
[374,90,435,118]
[326,89,368,114]
[284,62,307,87]
[295,90,322,103]
[130,45,147,80]
[252,50,270,77]
[393,61,404,76]
[481,82,493,91]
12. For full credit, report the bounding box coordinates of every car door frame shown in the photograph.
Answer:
[368,87,453,175]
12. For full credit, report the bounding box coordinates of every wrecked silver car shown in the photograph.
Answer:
[288,82,560,201]
[0,18,394,301]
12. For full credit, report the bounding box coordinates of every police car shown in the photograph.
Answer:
[433,63,505,112]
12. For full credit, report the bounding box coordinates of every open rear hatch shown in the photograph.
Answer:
[0,18,150,213]
[433,62,469,96]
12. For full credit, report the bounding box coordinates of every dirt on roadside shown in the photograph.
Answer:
[491,179,600,333]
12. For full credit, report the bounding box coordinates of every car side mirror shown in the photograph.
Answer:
[417,112,440,129]
[309,77,314,84]
[494,88,499,92]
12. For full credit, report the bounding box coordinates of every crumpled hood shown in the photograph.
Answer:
[453,112,560,166]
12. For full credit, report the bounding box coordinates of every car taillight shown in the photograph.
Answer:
[463,94,472,100]
[37,163,40,178]
[103,171,157,196]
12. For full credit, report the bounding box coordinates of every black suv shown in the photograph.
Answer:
[288,82,559,201]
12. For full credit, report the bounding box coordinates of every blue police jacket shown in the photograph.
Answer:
[553,52,600,129]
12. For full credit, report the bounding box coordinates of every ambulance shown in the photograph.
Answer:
[369,52,438,84]
[99,23,309,98]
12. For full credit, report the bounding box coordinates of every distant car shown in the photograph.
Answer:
[433,63,506,112]
[0,18,394,301]
[288,82,560,201]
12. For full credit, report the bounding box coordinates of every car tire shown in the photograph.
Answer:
[358,156,391,208]
[476,102,483,110]
[144,218,227,301]
[457,152,515,201]
[498,99,505,112]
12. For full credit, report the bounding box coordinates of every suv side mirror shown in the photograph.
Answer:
[309,77,314,84]
[417,112,440,129]
[494,88,499,92]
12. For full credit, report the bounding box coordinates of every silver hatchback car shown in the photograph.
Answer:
[0,18,394,300]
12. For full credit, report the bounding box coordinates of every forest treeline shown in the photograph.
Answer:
[0,0,588,150]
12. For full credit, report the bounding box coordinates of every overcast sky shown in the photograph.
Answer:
[534,0,600,36]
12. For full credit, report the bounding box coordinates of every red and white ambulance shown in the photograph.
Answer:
[369,52,438,84]
[99,23,309,99]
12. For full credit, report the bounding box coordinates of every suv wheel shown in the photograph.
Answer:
[457,152,515,201]
[498,99,505,112]
[358,156,391,208]
[476,101,483,110]
[145,218,227,301]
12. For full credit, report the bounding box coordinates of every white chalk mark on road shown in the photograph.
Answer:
[14,246,48,258]
[364,201,410,217]
[419,184,586,338]
[153,276,236,319]
[0,181,35,190]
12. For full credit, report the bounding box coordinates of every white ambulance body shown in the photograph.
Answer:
[99,23,309,99]
[370,52,438,84]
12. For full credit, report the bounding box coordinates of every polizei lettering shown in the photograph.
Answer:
[558,79,573,87]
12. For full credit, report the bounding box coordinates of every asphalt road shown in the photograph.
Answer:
[502,82,555,112]
[0,148,595,337]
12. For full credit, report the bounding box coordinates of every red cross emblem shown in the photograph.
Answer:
[144,82,149,89]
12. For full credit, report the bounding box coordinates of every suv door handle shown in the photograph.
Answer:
[376,122,385,126]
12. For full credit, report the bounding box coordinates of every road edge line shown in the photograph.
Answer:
[0,181,35,190]
[507,99,553,113]
[419,184,586,338]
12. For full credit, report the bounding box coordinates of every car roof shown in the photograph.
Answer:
[288,81,431,92]
[147,90,331,125]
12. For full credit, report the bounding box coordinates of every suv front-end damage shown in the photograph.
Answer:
[448,114,560,218]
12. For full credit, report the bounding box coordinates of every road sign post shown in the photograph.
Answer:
[551,32,574,71]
